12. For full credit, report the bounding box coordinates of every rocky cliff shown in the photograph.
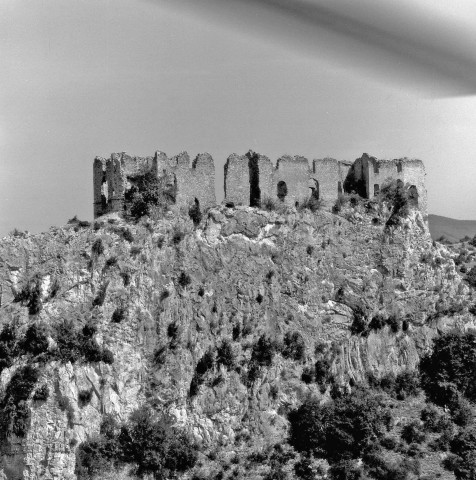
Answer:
[0,200,474,479]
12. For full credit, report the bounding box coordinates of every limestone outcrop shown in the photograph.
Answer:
[0,200,471,479]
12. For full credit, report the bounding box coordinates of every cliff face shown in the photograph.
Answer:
[0,202,473,479]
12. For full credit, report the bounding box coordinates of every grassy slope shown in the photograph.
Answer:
[428,214,476,243]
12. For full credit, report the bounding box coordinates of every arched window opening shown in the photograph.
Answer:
[409,185,419,206]
[373,184,380,196]
[277,181,288,202]
[188,197,202,226]
[248,155,261,207]
[310,179,320,200]
[373,161,380,174]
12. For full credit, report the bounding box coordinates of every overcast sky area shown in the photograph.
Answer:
[1,0,476,236]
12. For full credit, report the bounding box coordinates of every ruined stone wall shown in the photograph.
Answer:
[94,151,427,217]
[274,156,310,206]
[367,157,404,198]
[252,154,275,206]
[352,154,427,216]
[93,157,107,218]
[190,153,216,209]
[224,154,250,206]
[163,152,216,210]
[93,151,216,218]
[402,159,428,217]
[338,161,353,191]
[312,158,339,203]
[352,155,368,191]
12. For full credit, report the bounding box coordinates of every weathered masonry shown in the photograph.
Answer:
[93,151,427,218]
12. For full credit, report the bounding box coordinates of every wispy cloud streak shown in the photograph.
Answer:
[155,0,476,95]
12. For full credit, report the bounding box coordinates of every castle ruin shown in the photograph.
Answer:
[93,151,427,218]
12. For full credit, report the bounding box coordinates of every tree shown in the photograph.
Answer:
[420,330,476,405]
[289,387,391,462]
[444,426,476,480]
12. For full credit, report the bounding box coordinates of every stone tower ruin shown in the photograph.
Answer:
[93,151,427,218]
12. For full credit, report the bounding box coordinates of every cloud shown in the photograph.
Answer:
[154,0,476,96]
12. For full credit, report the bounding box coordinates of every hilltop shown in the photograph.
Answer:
[0,195,475,479]
[428,214,476,243]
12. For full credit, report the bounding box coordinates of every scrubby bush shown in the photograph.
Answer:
[247,334,278,385]
[363,450,417,480]
[368,369,420,400]
[298,195,323,213]
[78,389,93,407]
[53,319,114,365]
[289,387,391,462]
[314,358,332,384]
[301,366,314,384]
[451,396,474,427]
[79,407,198,480]
[251,335,278,367]
[350,307,368,335]
[91,238,104,256]
[178,272,191,288]
[188,200,202,226]
[401,420,426,444]
[444,426,476,479]
[33,384,49,402]
[153,345,167,366]
[120,271,131,286]
[0,324,18,373]
[111,307,126,324]
[378,180,411,225]
[420,330,476,405]
[369,314,386,331]
[196,349,215,376]
[380,435,398,450]
[14,274,43,315]
[282,331,306,362]
[394,370,421,400]
[19,323,49,356]
[189,349,215,397]
[104,256,118,269]
[76,434,121,479]
[127,172,176,220]
[429,426,454,452]
[232,323,241,341]
[121,228,134,243]
[92,282,108,307]
[330,460,366,480]
[260,196,287,213]
[57,393,75,427]
[421,404,451,433]
[167,321,180,350]
[386,315,400,333]
[172,228,185,245]
[0,365,40,437]
[466,266,476,288]
[216,340,235,369]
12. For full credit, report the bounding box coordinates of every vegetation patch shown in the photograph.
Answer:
[13,274,43,315]
[76,408,197,480]
[53,319,114,365]
[126,172,176,220]
[0,365,40,437]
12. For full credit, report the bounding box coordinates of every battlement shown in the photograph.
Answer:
[93,151,427,218]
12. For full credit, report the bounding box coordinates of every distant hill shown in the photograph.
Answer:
[428,214,476,243]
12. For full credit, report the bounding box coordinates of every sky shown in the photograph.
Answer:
[1,0,476,236]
